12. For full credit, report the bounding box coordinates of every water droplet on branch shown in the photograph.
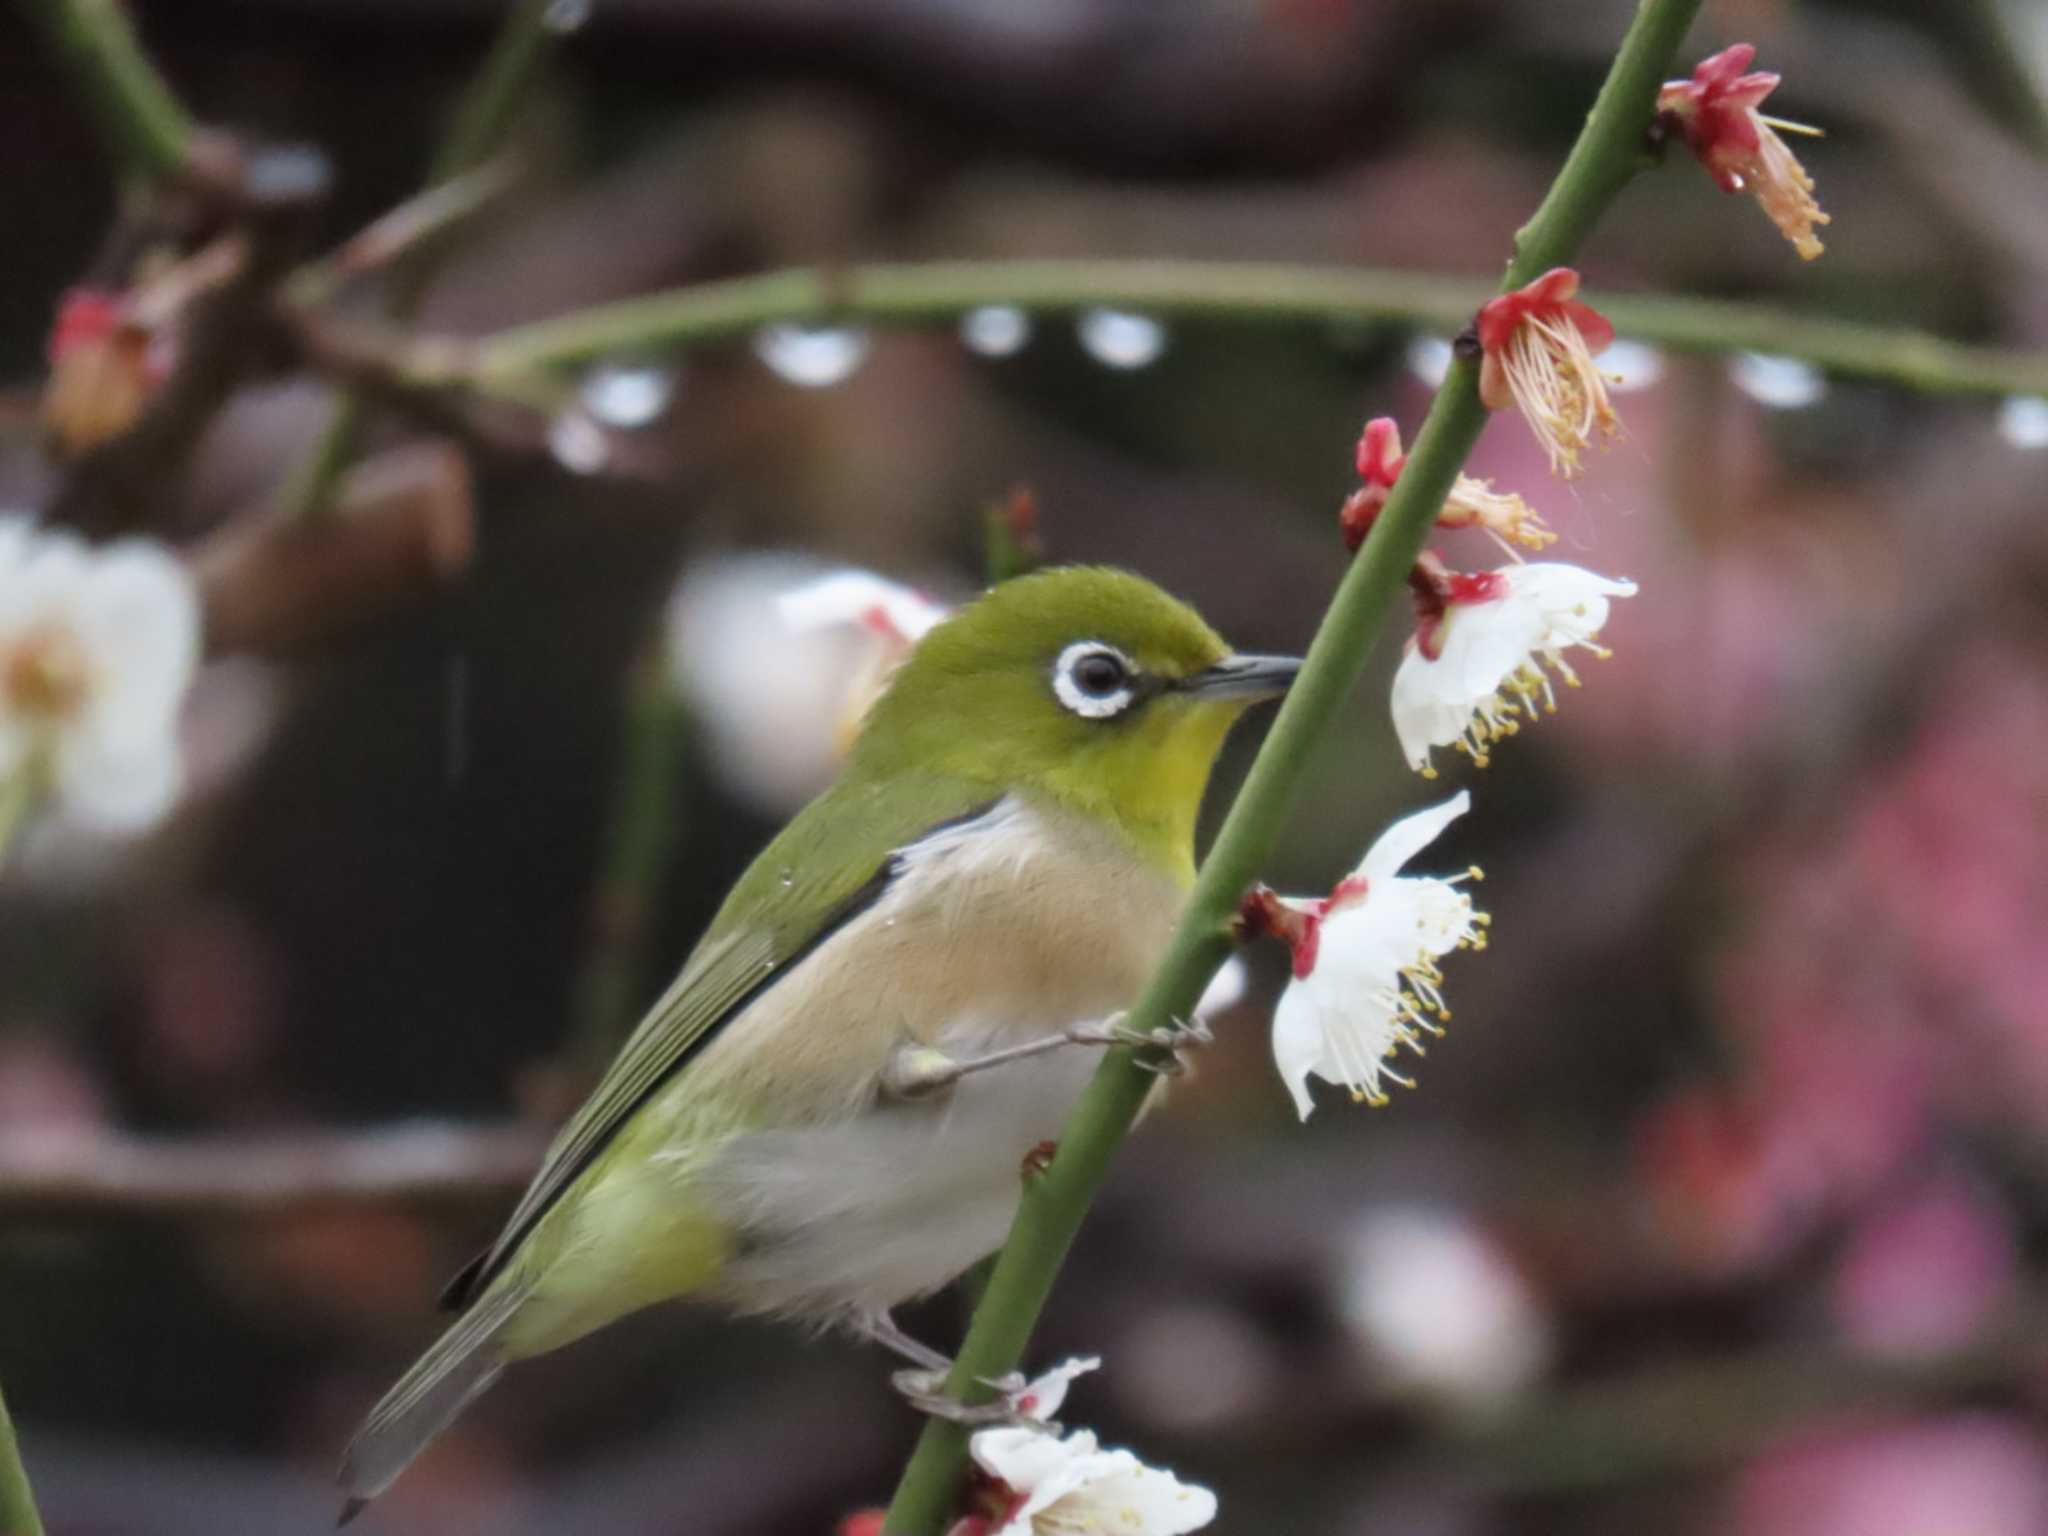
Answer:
[753,324,872,388]
[1076,309,1166,370]
[960,306,1032,358]
[547,411,610,474]
[580,363,676,429]
[1600,339,1665,393]
[1730,352,1826,410]
[1405,336,1454,387]
[543,0,591,33]
[1997,394,2048,450]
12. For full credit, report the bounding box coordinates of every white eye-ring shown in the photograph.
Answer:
[1052,641,1139,719]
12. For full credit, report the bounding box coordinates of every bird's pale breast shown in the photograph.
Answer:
[512,794,1186,1342]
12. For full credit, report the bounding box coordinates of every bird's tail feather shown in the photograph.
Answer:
[337,1278,531,1522]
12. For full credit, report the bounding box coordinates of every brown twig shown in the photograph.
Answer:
[191,440,477,657]
[45,145,331,537]
[0,1123,542,1221]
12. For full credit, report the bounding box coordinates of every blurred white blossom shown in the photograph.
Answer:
[664,556,952,814]
[1265,791,1486,1117]
[776,567,948,751]
[0,518,199,839]
[1338,1205,1552,1416]
[1392,561,1636,776]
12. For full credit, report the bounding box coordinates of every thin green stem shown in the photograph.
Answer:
[568,645,689,1071]
[0,1379,46,1536]
[283,0,562,522]
[16,0,193,180]
[0,770,38,875]
[880,0,1704,1529]
[451,259,2048,402]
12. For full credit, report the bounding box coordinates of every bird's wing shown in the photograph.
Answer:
[441,773,999,1311]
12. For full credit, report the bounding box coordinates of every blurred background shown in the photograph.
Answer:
[3,0,2048,1531]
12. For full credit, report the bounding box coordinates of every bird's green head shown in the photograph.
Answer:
[851,566,1299,881]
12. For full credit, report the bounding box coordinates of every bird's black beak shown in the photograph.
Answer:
[1180,653,1303,701]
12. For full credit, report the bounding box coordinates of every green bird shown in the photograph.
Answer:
[339,566,1298,1517]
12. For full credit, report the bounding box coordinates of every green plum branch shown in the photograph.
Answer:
[280,0,566,523]
[0,1380,44,1536]
[428,259,2048,402]
[17,0,194,181]
[879,0,1707,1529]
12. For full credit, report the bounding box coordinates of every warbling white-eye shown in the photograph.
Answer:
[340,565,1298,1517]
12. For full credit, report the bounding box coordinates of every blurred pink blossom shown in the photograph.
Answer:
[1725,1417,2048,1536]
[1830,1176,2016,1358]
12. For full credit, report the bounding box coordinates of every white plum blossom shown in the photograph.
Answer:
[971,1426,1216,1536]
[1267,791,1488,1118]
[0,518,199,837]
[1011,1356,1101,1422]
[776,568,950,749]
[1391,561,1636,777]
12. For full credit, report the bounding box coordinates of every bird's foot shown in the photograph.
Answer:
[892,1367,1048,1429]
[1067,1011,1213,1076]
[858,1310,954,1374]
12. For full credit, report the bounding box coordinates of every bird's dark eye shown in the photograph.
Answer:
[1074,652,1127,695]
[1052,641,1141,719]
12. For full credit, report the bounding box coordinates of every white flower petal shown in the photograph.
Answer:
[1272,983,1333,1121]
[1074,1458,1219,1535]
[70,540,201,752]
[1357,790,1471,884]
[1192,956,1247,1022]
[973,1425,1216,1536]
[1013,1355,1101,1421]
[50,732,182,832]
[776,569,947,646]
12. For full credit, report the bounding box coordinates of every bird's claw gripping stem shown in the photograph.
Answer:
[891,1367,1049,1429]
[880,1013,1212,1097]
[1066,1011,1213,1076]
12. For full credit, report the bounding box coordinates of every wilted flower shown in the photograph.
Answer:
[1392,558,1636,776]
[1340,417,1555,553]
[970,1427,1217,1536]
[1659,44,1828,260]
[1254,790,1487,1117]
[40,287,167,461]
[0,519,200,839]
[777,568,949,749]
[1475,269,1620,479]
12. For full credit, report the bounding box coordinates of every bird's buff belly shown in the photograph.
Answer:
[698,1031,1106,1324]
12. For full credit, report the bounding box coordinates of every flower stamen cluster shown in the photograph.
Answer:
[1340,418,1555,554]
[1657,44,1828,260]
[1475,269,1620,480]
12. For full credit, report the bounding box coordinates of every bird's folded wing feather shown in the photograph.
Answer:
[442,773,999,1311]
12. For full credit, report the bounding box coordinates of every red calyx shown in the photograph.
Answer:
[1238,884,1324,979]
[1474,267,1615,357]
[1407,553,1505,661]
[1341,417,1408,552]
[47,287,129,361]
[1657,43,1781,190]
